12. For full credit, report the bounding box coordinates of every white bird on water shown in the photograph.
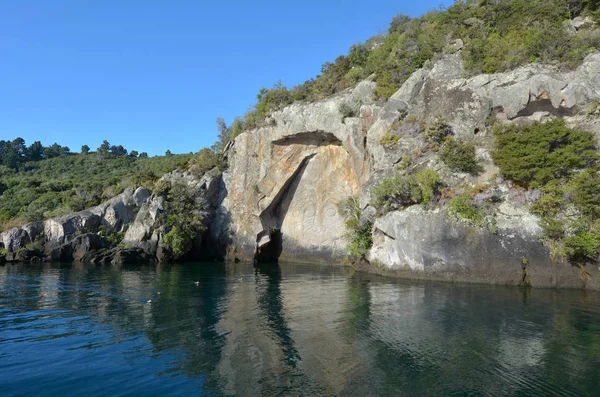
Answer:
[146,299,152,304]
[195,281,200,286]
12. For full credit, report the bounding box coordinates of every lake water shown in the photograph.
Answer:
[1,262,600,396]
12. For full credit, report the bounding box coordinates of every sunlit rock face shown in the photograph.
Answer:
[220,81,378,263]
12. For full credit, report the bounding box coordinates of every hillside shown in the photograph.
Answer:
[0,139,192,231]
[214,0,600,144]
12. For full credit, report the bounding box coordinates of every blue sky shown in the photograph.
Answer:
[1,0,441,156]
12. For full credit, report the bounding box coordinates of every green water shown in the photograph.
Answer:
[1,262,600,396]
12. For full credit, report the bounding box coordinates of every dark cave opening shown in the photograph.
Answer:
[255,229,283,263]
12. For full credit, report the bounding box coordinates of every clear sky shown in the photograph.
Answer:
[1,0,441,156]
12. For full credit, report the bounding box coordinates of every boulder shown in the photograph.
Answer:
[0,222,43,255]
[366,206,587,288]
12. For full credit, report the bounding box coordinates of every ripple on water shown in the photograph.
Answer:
[1,262,600,396]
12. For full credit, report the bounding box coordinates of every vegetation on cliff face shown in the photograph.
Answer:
[215,0,600,140]
[159,181,209,260]
[0,139,192,231]
[492,119,600,265]
[371,169,442,214]
[338,196,373,258]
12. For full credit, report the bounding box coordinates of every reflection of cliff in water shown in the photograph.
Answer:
[2,263,600,395]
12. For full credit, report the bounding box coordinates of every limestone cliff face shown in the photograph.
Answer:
[220,81,379,263]
[218,52,600,288]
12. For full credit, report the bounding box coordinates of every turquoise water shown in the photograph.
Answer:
[1,262,600,396]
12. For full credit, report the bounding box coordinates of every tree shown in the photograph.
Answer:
[129,150,139,158]
[28,141,44,161]
[139,152,149,158]
[12,138,27,162]
[110,145,127,156]
[216,116,229,152]
[2,144,18,169]
[97,140,110,156]
[165,150,173,157]
[81,145,90,154]
[43,143,65,159]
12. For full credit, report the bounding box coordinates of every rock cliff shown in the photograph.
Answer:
[215,51,600,289]
[3,52,600,289]
[0,170,217,264]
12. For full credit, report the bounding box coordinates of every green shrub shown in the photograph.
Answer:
[540,217,566,240]
[372,173,421,211]
[98,225,124,247]
[338,196,373,257]
[372,169,441,211]
[414,169,441,206]
[586,99,600,117]
[424,118,453,146]
[492,119,598,188]
[339,102,357,121]
[530,181,565,217]
[379,133,400,146]
[568,169,600,218]
[160,181,208,260]
[448,194,485,225]
[564,230,600,265]
[440,137,482,175]
[153,179,171,196]
[190,148,220,175]
[396,153,413,170]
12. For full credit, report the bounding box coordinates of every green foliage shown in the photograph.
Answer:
[440,137,482,175]
[0,247,7,263]
[98,225,124,247]
[415,169,441,206]
[495,121,600,265]
[338,196,373,257]
[396,153,413,170]
[492,119,598,188]
[0,149,192,230]
[569,169,600,218]
[222,0,600,136]
[586,99,600,117]
[448,194,485,225]
[153,179,171,196]
[347,44,369,67]
[564,229,600,265]
[379,133,400,146]
[424,118,453,146]
[339,102,357,121]
[189,148,222,176]
[160,181,208,260]
[372,169,441,211]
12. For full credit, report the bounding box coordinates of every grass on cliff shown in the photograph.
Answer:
[214,0,600,142]
[0,152,193,231]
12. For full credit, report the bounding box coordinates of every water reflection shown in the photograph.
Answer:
[1,262,600,396]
